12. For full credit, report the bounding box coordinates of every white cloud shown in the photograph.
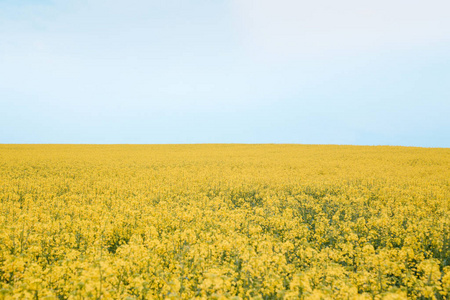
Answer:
[232,0,450,59]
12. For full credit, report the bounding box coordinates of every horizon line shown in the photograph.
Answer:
[0,143,447,149]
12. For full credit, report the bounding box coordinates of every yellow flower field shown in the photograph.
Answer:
[0,144,449,299]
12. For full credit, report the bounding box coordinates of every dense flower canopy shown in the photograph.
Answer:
[0,144,449,299]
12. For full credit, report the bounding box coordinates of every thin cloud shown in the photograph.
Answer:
[232,0,450,59]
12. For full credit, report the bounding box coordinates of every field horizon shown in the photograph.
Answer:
[1,143,448,148]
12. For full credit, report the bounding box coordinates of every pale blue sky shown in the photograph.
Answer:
[1,0,449,146]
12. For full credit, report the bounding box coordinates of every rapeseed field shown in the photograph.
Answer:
[0,144,449,299]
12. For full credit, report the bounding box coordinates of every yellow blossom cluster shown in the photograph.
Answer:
[0,144,449,299]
